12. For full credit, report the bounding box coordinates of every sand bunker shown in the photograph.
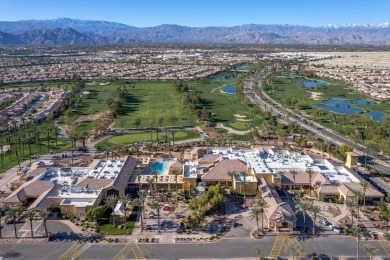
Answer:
[234,114,246,118]
[216,123,247,135]
[82,91,90,95]
[99,82,110,86]
[308,91,322,100]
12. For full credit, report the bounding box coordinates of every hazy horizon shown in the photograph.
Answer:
[1,0,389,27]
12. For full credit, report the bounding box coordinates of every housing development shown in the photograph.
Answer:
[1,8,390,260]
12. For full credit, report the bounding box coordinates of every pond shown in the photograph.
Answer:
[287,74,332,88]
[224,85,236,94]
[236,64,250,70]
[313,98,384,122]
[216,74,237,81]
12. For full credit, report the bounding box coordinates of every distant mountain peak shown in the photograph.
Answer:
[323,22,390,28]
[1,18,390,45]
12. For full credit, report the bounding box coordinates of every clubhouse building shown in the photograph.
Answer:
[4,157,137,218]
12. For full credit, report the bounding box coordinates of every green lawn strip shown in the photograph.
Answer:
[272,76,387,111]
[99,213,137,235]
[113,81,195,128]
[0,132,72,174]
[94,130,200,149]
[73,121,94,135]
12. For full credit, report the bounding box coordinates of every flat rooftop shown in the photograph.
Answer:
[206,147,360,184]
[183,162,200,178]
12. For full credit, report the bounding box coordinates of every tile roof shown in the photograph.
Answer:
[281,171,319,185]
[202,159,247,181]
[198,154,222,164]
[258,178,296,223]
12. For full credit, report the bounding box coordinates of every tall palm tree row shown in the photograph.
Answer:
[105,195,119,227]
[350,225,362,260]
[295,200,310,233]
[137,190,147,230]
[119,194,131,222]
[7,207,21,238]
[25,210,36,238]
[305,168,314,197]
[240,171,248,208]
[255,197,268,234]
[309,204,321,236]
[39,209,51,237]
[151,200,162,231]
[171,169,181,191]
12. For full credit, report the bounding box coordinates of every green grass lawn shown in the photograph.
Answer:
[95,130,200,149]
[269,75,384,109]
[73,121,94,135]
[8,70,261,139]
[0,123,72,174]
[189,73,263,131]
[99,213,137,235]
[113,81,195,128]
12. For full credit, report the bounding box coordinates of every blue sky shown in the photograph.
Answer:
[1,0,389,27]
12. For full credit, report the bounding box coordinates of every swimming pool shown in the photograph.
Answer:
[143,161,168,175]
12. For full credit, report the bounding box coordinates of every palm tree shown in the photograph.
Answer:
[346,198,356,226]
[360,181,370,211]
[352,189,364,225]
[350,225,362,260]
[105,195,119,227]
[385,231,390,242]
[295,200,310,233]
[363,244,379,260]
[0,206,7,238]
[133,169,143,192]
[25,210,35,238]
[152,170,159,196]
[147,178,155,200]
[240,171,248,207]
[305,168,314,196]
[39,209,51,237]
[228,171,236,187]
[290,169,299,192]
[169,116,178,145]
[137,190,147,231]
[309,204,321,235]
[171,169,180,191]
[151,200,162,231]
[255,197,268,233]
[119,194,131,222]
[249,206,262,235]
[7,207,20,238]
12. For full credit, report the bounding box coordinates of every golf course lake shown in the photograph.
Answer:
[288,74,332,88]
[216,74,237,81]
[224,85,236,94]
[313,98,384,122]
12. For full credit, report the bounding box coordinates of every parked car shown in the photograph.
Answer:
[333,228,343,233]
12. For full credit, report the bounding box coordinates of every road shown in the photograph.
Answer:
[0,234,389,259]
[244,74,390,174]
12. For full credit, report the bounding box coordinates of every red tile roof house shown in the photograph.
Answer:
[3,157,137,218]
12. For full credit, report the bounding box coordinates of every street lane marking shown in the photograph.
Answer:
[58,241,84,260]
[113,243,145,260]
[269,235,287,257]
[286,237,307,257]
[380,240,390,256]
[71,243,91,259]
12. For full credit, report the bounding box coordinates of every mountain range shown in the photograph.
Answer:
[1,18,390,45]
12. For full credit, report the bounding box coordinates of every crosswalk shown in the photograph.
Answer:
[58,241,84,260]
[269,235,287,257]
[269,235,307,258]
[285,237,307,257]
[380,240,390,256]
[113,243,145,260]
